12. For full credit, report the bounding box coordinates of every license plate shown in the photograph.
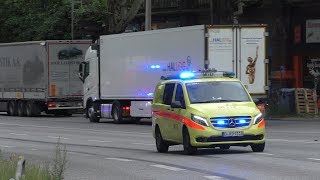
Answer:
[222,131,244,137]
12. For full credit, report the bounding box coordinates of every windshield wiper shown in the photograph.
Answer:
[194,99,244,103]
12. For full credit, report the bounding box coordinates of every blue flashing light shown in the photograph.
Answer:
[239,119,246,124]
[151,65,161,69]
[147,93,154,97]
[179,71,195,79]
[217,120,226,125]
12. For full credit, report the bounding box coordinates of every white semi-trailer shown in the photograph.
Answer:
[79,25,268,123]
[0,40,91,116]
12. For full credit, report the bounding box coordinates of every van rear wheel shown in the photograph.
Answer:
[155,126,169,153]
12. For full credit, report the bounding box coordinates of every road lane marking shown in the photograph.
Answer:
[204,176,227,180]
[105,158,134,162]
[151,164,185,171]
[0,123,150,135]
[257,153,274,156]
[308,158,320,161]
[88,140,112,143]
[268,139,319,144]
[132,143,154,146]
[10,133,27,136]
[48,136,69,140]
[31,148,38,151]
[0,145,15,148]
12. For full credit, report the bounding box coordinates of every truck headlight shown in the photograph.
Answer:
[191,114,209,127]
[253,113,263,125]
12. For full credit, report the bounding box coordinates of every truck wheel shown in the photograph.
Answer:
[87,102,100,123]
[17,101,26,117]
[133,118,141,124]
[112,102,122,124]
[155,126,169,153]
[183,127,197,155]
[8,101,18,116]
[26,102,34,117]
[33,103,41,117]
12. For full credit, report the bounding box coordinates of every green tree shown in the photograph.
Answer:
[0,0,144,43]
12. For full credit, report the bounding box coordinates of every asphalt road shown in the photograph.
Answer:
[0,113,319,180]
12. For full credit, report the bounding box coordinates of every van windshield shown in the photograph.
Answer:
[185,81,251,104]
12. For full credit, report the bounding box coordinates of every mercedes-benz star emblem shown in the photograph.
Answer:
[228,118,236,127]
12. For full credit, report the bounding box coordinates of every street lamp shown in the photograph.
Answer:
[145,0,151,31]
[71,0,82,40]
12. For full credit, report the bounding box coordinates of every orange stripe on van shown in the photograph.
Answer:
[153,110,205,131]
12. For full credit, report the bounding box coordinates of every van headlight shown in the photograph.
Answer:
[191,114,209,127]
[253,113,264,125]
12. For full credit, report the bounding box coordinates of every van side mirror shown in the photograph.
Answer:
[171,101,183,109]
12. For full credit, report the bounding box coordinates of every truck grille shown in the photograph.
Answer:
[211,116,251,128]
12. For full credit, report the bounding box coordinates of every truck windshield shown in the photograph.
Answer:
[186,81,251,104]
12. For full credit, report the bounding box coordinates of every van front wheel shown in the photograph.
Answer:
[183,127,197,155]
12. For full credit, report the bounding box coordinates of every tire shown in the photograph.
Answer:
[8,101,18,116]
[133,118,141,124]
[17,101,26,117]
[155,126,169,153]
[219,145,230,150]
[251,143,265,152]
[112,102,122,124]
[26,102,34,117]
[33,103,41,117]
[183,127,197,155]
[87,102,100,123]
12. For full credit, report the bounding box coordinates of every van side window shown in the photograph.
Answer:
[163,83,175,105]
[174,84,185,107]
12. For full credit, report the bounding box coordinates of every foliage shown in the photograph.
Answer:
[0,138,68,180]
[0,0,144,43]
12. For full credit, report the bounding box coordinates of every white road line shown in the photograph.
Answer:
[132,143,154,146]
[307,158,320,161]
[0,122,150,135]
[31,148,38,151]
[105,158,134,162]
[88,140,111,143]
[257,153,274,156]
[151,164,185,171]
[268,139,319,144]
[0,145,15,148]
[48,136,69,140]
[10,133,27,136]
[204,176,227,180]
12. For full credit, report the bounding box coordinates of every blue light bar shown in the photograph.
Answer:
[150,65,161,69]
[217,120,226,125]
[147,93,154,97]
[179,71,195,79]
[239,119,246,124]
